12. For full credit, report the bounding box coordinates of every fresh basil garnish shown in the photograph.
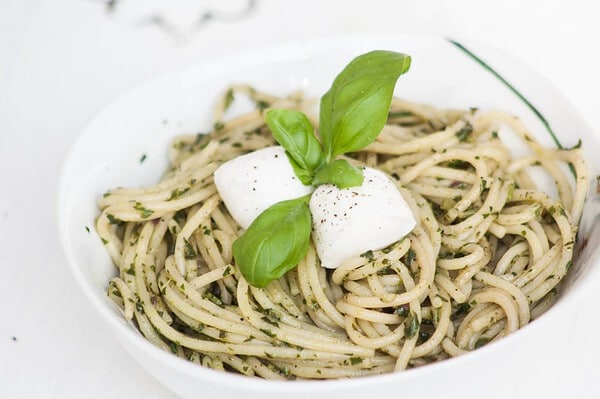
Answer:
[319,50,411,160]
[232,196,312,288]
[233,50,412,287]
[265,109,326,185]
[311,159,364,189]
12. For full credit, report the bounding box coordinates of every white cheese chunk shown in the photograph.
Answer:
[214,146,313,229]
[309,167,416,269]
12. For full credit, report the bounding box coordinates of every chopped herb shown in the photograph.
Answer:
[256,100,269,111]
[133,202,154,218]
[453,302,471,319]
[447,160,470,170]
[139,153,147,163]
[261,316,279,327]
[350,357,363,365]
[475,337,490,349]
[203,227,211,235]
[174,209,187,223]
[231,142,243,148]
[491,131,498,138]
[360,250,374,260]
[106,213,121,225]
[480,178,488,191]
[85,226,90,233]
[455,121,474,142]
[101,238,108,245]
[391,172,400,180]
[135,299,144,314]
[124,264,136,276]
[168,341,178,354]
[183,238,197,260]
[404,311,420,339]
[222,265,232,277]
[260,308,281,326]
[202,292,224,307]
[168,187,190,200]
[405,248,416,265]
[213,122,225,131]
[224,88,235,111]
[260,328,277,338]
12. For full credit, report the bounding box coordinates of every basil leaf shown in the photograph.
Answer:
[232,196,312,287]
[319,50,411,160]
[311,159,364,189]
[265,109,326,185]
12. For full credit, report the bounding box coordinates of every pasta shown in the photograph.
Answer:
[97,85,588,379]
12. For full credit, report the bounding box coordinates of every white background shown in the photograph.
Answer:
[1,0,598,397]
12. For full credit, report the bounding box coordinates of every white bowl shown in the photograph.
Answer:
[58,33,600,398]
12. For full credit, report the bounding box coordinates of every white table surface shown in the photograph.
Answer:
[1,0,598,397]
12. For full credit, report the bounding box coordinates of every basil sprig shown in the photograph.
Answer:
[320,50,412,160]
[233,50,411,287]
[265,109,326,185]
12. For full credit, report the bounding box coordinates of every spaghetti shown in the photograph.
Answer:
[97,85,588,379]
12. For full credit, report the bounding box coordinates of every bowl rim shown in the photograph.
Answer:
[57,31,600,393]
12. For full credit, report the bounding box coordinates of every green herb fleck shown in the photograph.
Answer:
[224,88,234,111]
[404,311,420,339]
[350,357,363,365]
[168,187,190,200]
[455,121,474,142]
[183,238,197,260]
[106,213,121,225]
[260,328,277,338]
[133,202,154,218]
[360,250,374,261]
[124,264,136,276]
[256,100,269,111]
